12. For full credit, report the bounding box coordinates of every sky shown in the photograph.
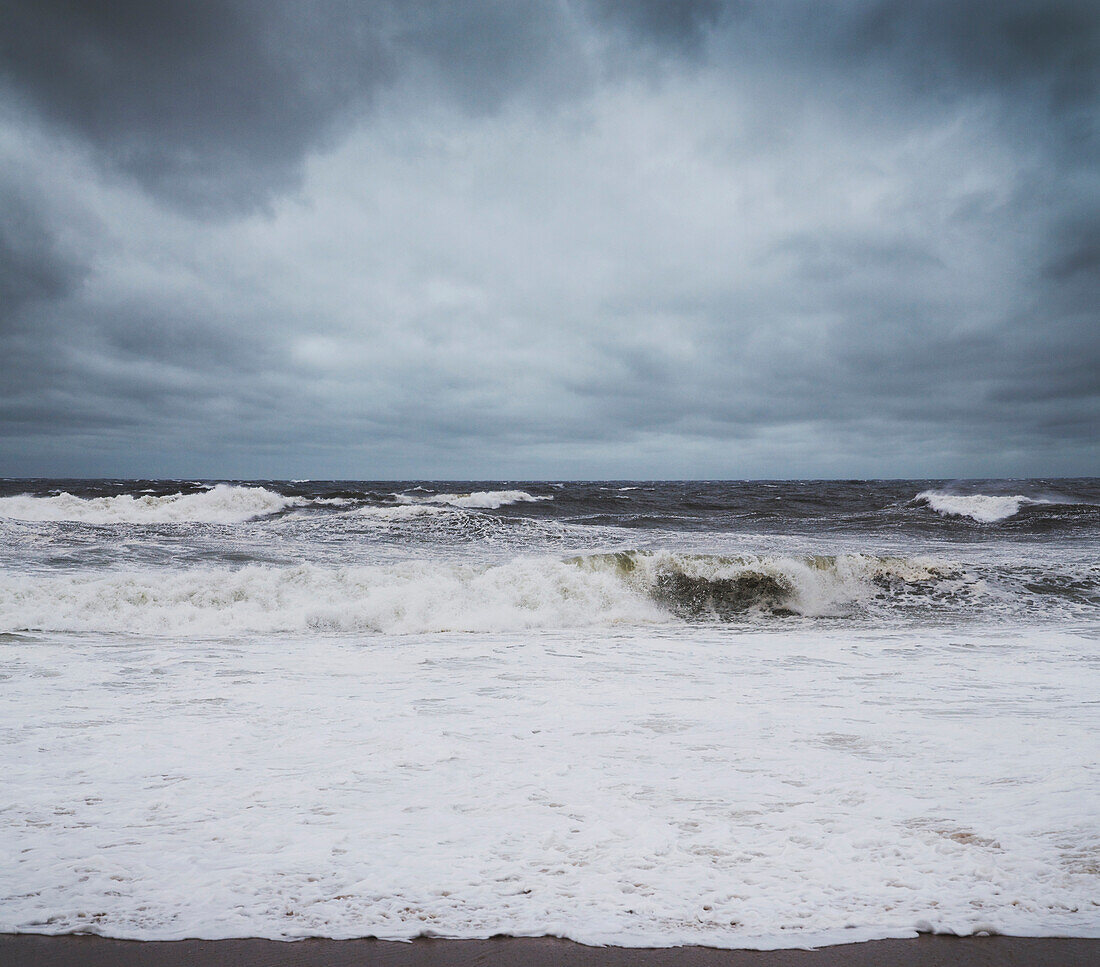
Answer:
[0,0,1097,480]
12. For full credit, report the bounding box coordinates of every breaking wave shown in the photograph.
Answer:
[0,485,298,525]
[396,489,551,510]
[909,490,1100,524]
[912,490,1043,523]
[575,551,967,619]
[0,552,1002,637]
[352,504,453,521]
[0,560,661,636]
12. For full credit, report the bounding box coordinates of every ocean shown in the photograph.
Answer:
[1,478,1097,948]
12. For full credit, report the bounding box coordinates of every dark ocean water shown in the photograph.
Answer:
[0,478,1097,631]
[4,476,1099,533]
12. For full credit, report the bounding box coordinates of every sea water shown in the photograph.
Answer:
[1,479,1097,947]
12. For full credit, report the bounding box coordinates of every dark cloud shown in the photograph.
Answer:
[0,182,84,320]
[837,0,1100,169]
[0,0,391,213]
[396,0,591,113]
[847,0,1099,101]
[586,0,732,52]
[0,1,1096,476]
[4,1,1095,206]
[1045,219,1100,285]
[0,1,593,213]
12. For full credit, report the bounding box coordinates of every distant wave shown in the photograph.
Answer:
[0,551,994,637]
[397,489,551,510]
[0,485,298,524]
[352,504,452,521]
[913,491,1045,523]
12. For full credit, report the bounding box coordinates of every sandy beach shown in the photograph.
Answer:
[2,937,1100,967]
[4,934,1100,967]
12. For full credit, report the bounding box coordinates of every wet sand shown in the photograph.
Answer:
[2,934,1098,967]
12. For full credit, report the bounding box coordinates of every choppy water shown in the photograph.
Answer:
[1,479,1098,946]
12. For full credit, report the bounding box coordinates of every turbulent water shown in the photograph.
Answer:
[1,478,1098,947]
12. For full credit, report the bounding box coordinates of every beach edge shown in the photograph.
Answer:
[3,933,1099,967]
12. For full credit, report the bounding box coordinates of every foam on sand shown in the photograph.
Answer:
[1,624,1096,946]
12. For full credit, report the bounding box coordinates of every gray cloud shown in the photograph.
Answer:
[0,0,391,213]
[586,0,731,52]
[0,1,1096,477]
[0,181,84,319]
[846,1,1099,102]
[0,0,597,214]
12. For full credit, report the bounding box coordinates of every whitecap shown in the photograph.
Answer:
[0,559,665,637]
[914,491,1041,523]
[0,485,298,525]
[398,489,551,510]
[353,504,453,521]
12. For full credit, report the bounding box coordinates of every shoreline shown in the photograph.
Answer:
[3,934,1099,967]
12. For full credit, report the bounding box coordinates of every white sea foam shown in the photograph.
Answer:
[0,625,1096,945]
[0,485,297,525]
[0,560,667,636]
[354,504,453,521]
[0,478,1097,947]
[915,491,1041,523]
[0,553,972,637]
[398,489,551,510]
[581,551,962,618]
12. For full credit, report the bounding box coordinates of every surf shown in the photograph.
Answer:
[0,485,299,525]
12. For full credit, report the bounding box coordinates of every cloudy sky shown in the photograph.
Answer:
[1,1,1097,479]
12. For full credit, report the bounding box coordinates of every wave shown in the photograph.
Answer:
[0,485,298,525]
[396,489,551,510]
[352,504,453,521]
[0,560,664,636]
[575,551,965,619]
[913,491,1045,523]
[0,552,989,637]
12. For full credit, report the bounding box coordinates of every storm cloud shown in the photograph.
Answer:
[0,1,1096,477]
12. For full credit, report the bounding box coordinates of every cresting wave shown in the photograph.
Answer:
[575,551,967,619]
[0,559,660,636]
[0,485,550,526]
[396,489,551,510]
[0,485,298,524]
[913,490,1044,523]
[0,552,982,637]
[351,503,452,521]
